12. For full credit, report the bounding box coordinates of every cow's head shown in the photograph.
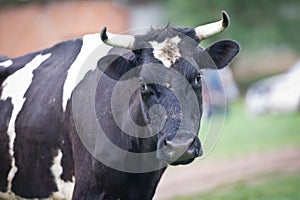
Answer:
[98,11,239,165]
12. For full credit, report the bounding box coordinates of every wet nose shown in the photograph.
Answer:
[158,131,203,164]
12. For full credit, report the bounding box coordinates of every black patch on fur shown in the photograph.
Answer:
[60,100,75,182]
[97,52,138,81]
[0,98,13,192]
[134,27,199,50]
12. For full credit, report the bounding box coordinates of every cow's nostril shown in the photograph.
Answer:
[163,139,168,146]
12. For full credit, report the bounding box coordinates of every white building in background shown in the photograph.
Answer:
[245,59,300,116]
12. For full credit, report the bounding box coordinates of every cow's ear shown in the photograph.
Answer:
[205,40,240,69]
[97,54,137,80]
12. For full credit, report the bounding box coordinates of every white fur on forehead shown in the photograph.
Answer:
[149,36,181,68]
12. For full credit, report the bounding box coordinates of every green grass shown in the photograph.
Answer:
[173,173,300,200]
[201,99,300,158]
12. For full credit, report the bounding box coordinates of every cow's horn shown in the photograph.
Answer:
[100,27,135,50]
[195,11,230,40]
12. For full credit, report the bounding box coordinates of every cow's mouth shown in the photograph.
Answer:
[162,146,203,166]
[169,157,195,166]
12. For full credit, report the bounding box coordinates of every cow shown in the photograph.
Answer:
[0,11,239,200]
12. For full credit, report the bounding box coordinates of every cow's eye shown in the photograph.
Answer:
[141,84,148,91]
[139,79,148,93]
[194,73,201,85]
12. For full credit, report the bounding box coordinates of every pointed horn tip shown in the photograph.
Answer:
[221,11,230,28]
[100,26,108,42]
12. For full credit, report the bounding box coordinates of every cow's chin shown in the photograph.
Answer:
[169,157,195,166]
[157,153,197,166]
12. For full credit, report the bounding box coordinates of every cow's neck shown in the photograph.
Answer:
[125,167,167,199]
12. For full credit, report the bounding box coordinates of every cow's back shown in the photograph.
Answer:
[0,39,82,199]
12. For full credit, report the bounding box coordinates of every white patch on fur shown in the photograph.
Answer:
[0,191,18,200]
[0,60,13,68]
[62,33,112,111]
[0,53,51,193]
[50,149,75,200]
[149,36,181,68]
[0,191,57,200]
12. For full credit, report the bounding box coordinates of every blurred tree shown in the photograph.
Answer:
[165,0,300,52]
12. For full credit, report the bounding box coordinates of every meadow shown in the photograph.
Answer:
[206,99,300,158]
[174,172,300,200]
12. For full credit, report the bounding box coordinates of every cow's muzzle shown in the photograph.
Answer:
[157,131,203,165]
